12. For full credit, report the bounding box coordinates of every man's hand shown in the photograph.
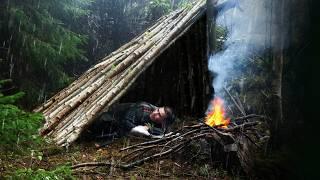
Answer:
[164,132,173,137]
[130,125,151,137]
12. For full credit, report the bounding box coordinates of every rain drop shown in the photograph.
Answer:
[59,41,63,54]
[18,20,21,33]
[9,54,14,78]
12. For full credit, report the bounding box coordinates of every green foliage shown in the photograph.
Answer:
[0,104,43,148]
[0,0,92,105]
[148,0,172,20]
[216,26,228,50]
[0,79,12,86]
[88,0,175,61]
[0,79,43,151]
[9,165,74,180]
[0,91,24,104]
[177,0,194,9]
[198,164,210,177]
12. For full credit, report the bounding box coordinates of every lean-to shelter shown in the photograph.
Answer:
[35,0,213,146]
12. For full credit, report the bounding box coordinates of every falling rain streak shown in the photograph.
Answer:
[9,55,14,78]
[59,41,63,55]
[37,0,41,9]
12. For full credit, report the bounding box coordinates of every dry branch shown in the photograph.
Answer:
[72,115,266,173]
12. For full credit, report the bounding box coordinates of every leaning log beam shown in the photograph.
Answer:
[39,6,190,136]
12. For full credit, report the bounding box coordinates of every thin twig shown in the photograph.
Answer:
[223,121,259,132]
[72,162,113,169]
[183,123,205,129]
[120,133,180,151]
[121,133,210,169]
[233,114,265,122]
[241,132,262,150]
[235,95,247,116]
[121,144,159,159]
[124,148,153,163]
[120,127,204,152]
[224,86,246,116]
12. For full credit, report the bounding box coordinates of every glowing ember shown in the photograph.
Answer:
[205,97,230,128]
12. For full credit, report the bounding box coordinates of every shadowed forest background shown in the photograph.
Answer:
[0,0,318,179]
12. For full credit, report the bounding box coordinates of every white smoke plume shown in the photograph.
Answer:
[208,0,286,94]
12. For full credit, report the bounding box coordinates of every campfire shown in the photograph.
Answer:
[205,97,230,128]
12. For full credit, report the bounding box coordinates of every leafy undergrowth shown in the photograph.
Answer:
[1,135,241,179]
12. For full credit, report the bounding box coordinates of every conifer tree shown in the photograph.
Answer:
[0,0,92,106]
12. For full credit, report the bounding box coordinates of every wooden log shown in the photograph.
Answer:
[51,7,192,141]
[40,8,188,135]
[52,71,129,140]
[53,57,141,139]
[38,0,207,144]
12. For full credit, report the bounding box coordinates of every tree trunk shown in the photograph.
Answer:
[270,0,286,151]
[206,0,218,56]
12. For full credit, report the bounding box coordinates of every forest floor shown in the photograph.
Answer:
[0,117,246,179]
[1,136,237,179]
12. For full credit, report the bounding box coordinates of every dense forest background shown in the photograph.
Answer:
[0,0,193,107]
[0,0,318,179]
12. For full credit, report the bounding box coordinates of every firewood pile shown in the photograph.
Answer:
[34,0,207,146]
[72,114,268,174]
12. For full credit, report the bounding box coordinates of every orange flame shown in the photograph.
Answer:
[205,97,230,128]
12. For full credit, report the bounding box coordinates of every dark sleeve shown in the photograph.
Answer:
[136,103,156,125]
[149,126,164,136]
[136,101,157,110]
[119,104,143,131]
[108,103,134,120]
[88,112,114,133]
[122,109,137,130]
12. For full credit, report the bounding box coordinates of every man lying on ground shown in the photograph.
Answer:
[85,102,175,147]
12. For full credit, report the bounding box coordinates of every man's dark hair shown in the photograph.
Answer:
[163,106,175,127]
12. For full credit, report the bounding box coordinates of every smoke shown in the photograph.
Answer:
[208,0,287,94]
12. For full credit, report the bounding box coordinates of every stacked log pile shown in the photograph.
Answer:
[72,115,269,174]
[34,0,206,146]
